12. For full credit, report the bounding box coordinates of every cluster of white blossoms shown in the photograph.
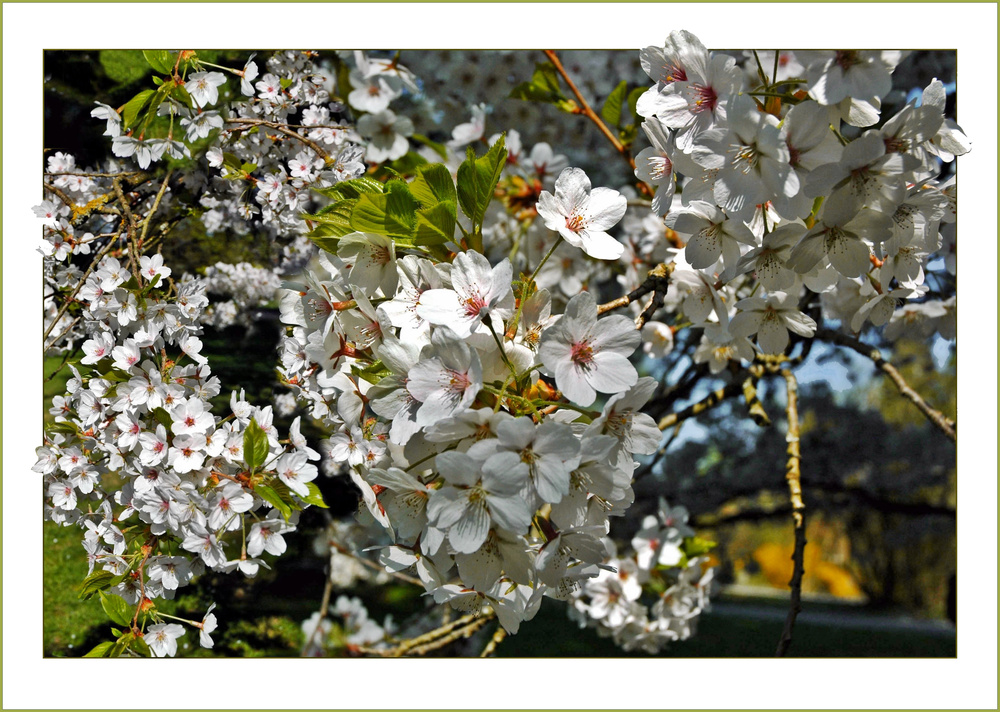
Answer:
[566,499,713,652]
[37,34,965,656]
[278,232,672,632]
[629,33,965,360]
[34,247,327,655]
[190,261,284,329]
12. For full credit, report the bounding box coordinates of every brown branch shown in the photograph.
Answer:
[358,612,487,658]
[45,170,148,178]
[816,329,956,442]
[598,261,675,326]
[41,229,122,348]
[111,178,141,281]
[225,117,334,165]
[658,380,744,431]
[139,169,173,246]
[542,50,652,199]
[404,616,491,657]
[776,369,806,657]
[302,572,335,656]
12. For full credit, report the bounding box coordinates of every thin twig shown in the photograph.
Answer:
[542,50,652,199]
[404,616,492,657]
[303,573,335,656]
[225,117,334,165]
[597,261,675,326]
[816,329,956,441]
[139,169,173,246]
[776,369,806,657]
[111,178,141,280]
[41,229,121,348]
[328,542,422,587]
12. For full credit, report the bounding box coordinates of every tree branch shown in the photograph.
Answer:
[776,368,806,657]
[542,50,653,200]
[816,329,956,442]
[225,117,334,165]
[598,261,675,328]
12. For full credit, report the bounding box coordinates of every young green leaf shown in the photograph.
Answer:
[302,482,330,509]
[255,483,293,521]
[78,569,117,599]
[410,163,457,208]
[143,50,177,75]
[132,635,153,657]
[305,200,358,246]
[122,89,156,130]
[601,80,629,128]
[83,641,116,658]
[456,135,507,236]
[313,176,385,202]
[98,50,150,85]
[351,359,392,385]
[681,536,717,558]
[414,201,457,246]
[243,418,269,471]
[626,86,646,124]
[99,590,133,628]
[151,407,174,431]
[349,181,418,239]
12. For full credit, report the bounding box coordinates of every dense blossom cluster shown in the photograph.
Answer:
[37,33,964,656]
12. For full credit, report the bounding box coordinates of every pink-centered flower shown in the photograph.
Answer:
[538,291,640,407]
[536,168,627,260]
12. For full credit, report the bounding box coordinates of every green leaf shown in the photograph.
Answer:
[78,569,117,599]
[47,421,80,436]
[122,89,156,130]
[509,63,577,112]
[682,536,717,558]
[305,200,357,249]
[349,181,418,239]
[255,483,293,521]
[381,151,428,176]
[351,359,392,385]
[99,590,132,627]
[110,636,130,658]
[601,80,628,128]
[414,201,457,246]
[100,591,132,627]
[243,418,269,471]
[132,635,153,657]
[627,86,646,124]
[98,50,150,85]
[411,133,449,160]
[83,641,116,658]
[303,482,329,509]
[143,50,177,75]
[312,176,385,202]
[280,77,294,90]
[456,135,507,235]
[410,163,457,208]
[151,407,174,431]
